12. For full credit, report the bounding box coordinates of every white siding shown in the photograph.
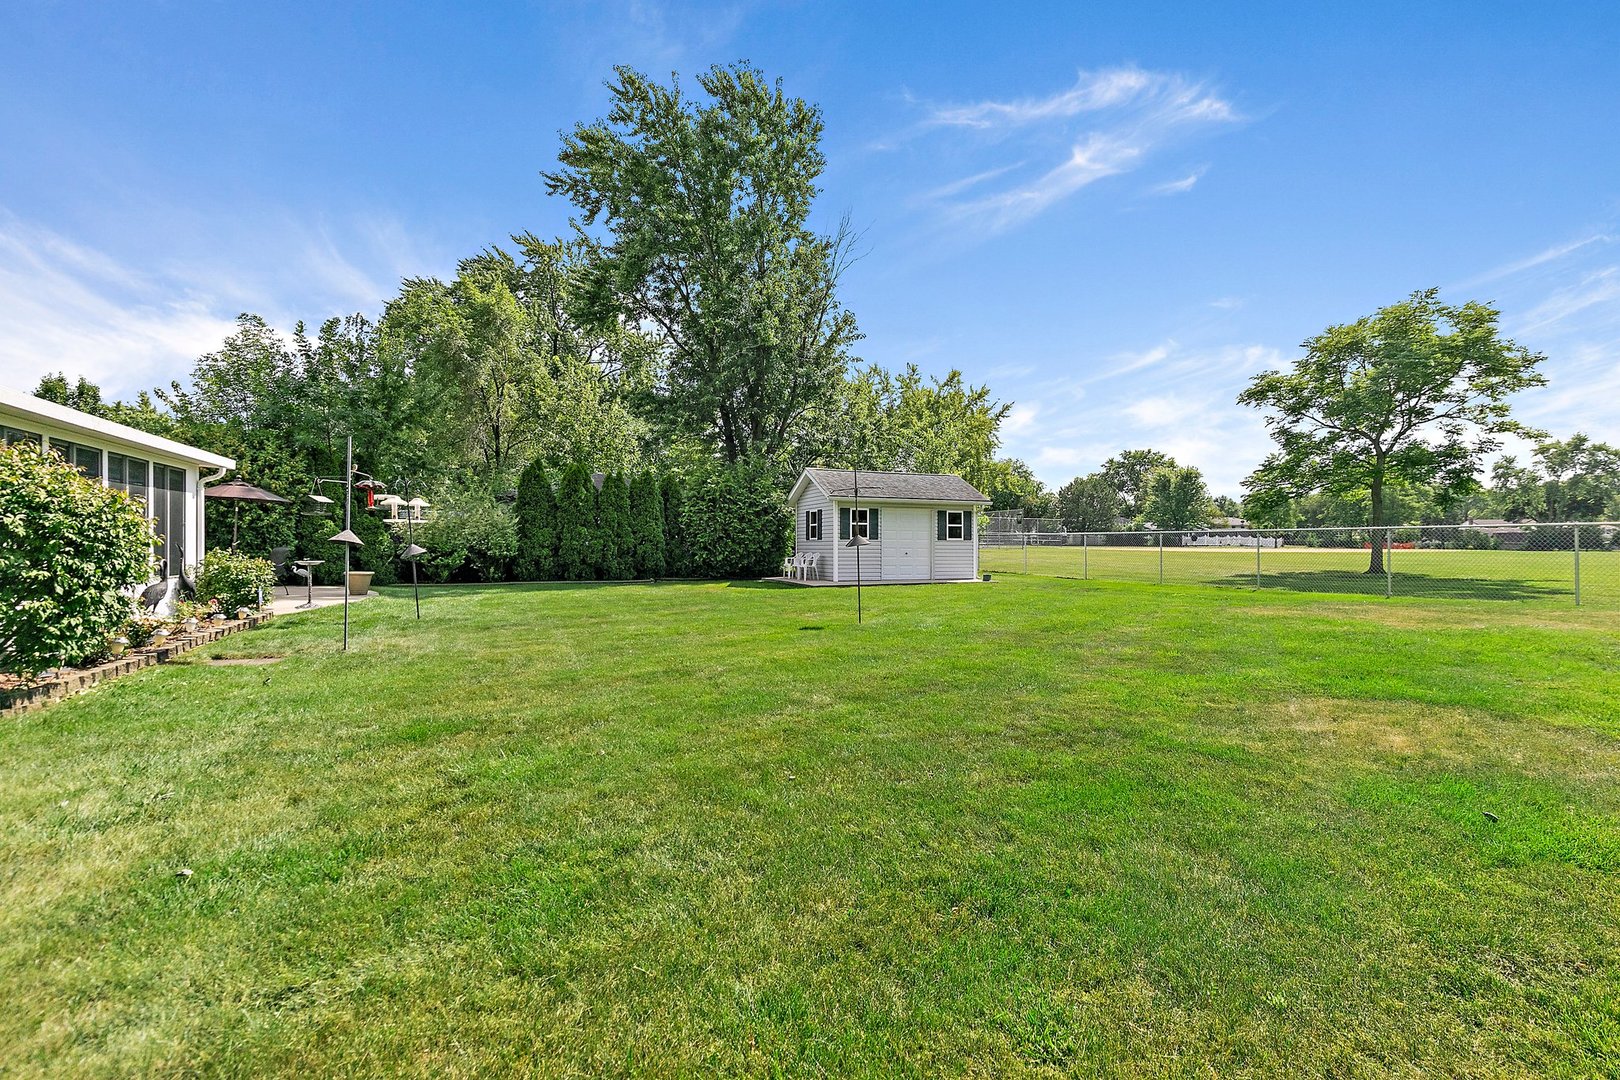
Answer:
[930,505,979,580]
[833,500,882,582]
[793,484,837,580]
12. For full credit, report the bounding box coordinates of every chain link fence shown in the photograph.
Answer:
[979,521,1620,605]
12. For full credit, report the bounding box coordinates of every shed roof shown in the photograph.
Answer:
[0,385,235,470]
[797,467,990,504]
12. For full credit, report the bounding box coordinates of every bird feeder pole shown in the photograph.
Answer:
[343,435,352,650]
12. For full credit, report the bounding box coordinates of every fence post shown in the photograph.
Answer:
[1158,531,1164,585]
[1254,532,1261,590]
[1386,527,1393,598]
[1574,524,1582,606]
[1083,531,1089,580]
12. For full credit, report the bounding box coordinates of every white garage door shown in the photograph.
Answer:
[886,508,931,579]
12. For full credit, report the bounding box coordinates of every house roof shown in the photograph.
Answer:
[0,385,235,470]
[795,467,991,504]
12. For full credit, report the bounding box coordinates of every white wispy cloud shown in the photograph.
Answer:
[0,215,239,395]
[1453,231,1614,290]
[1515,266,1620,334]
[911,66,1242,234]
[0,209,442,399]
[925,67,1164,129]
[1151,167,1205,195]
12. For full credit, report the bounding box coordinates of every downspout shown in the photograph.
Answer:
[198,464,228,568]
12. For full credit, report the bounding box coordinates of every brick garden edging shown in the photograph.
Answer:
[1,612,275,718]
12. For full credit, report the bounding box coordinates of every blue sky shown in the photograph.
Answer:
[1,1,1617,494]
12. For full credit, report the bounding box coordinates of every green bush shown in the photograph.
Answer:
[630,472,666,578]
[0,442,153,677]
[661,473,688,576]
[554,463,599,580]
[514,459,557,580]
[194,549,278,612]
[681,457,792,579]
[411,490,517,583]
[596,471,635,579]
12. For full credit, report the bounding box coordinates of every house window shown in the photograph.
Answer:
[109,454,151,512]
[3,426,42,447]
[850,507,869,539]
[947,510,964,539]
[805,508,822,540]
[46,440,103,480]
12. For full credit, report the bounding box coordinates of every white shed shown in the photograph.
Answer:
[1,385,235,600]
[787,468,990,583]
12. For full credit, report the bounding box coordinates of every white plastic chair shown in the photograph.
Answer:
[803,553,819,581]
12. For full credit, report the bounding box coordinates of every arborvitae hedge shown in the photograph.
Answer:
[514,459,557,580]
[554,462,599,580]
[629,471,666,578]
[680,457,793,579]
[596,472,635,579]
[660,473,687,576]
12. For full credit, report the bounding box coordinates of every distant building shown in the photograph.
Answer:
[1464,518,1536,550]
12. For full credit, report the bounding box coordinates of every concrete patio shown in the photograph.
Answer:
[267,586,379,616]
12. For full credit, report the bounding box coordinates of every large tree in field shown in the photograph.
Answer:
[1239,289,1546,572]
[1141,465,1213,531]
[1055,473,1120,532]
[545,63,862,463]
[1099,449,1176,518]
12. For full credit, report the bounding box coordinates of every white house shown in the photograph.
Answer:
[788,468,990,583]
[1,386,235,596]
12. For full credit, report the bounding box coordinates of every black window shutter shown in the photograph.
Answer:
[870,508,880,540]
[937,510,947,540]
[964,511,974,540]
[839,507,850,540]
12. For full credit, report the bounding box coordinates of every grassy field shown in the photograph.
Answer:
[981,541,1620,604]
[3,577,1619,1076]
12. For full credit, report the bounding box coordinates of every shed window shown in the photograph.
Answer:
[805,508,822,540]
[947,510,964,539]
[850,507,870,539]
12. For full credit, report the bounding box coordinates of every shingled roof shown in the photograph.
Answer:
[800,467,990,503]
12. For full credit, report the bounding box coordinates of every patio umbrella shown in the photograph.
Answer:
[204,478,291,547]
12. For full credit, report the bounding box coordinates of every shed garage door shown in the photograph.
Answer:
[886,508,931,579]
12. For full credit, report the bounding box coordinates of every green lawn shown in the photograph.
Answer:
[982,542,1620,605]
[3,577,1619,1076]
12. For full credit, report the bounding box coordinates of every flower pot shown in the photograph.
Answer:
[346,571,375,596]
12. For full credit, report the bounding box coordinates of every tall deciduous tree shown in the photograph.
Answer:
[1055,474,1120,532]
[1099,449,1176,518]
[817,365,1010,492]
[1239,289,1546,572]
[546,63,862,462]
[1141,465,1213,531]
